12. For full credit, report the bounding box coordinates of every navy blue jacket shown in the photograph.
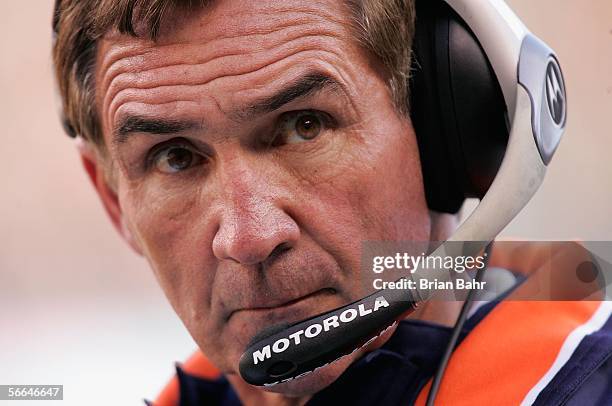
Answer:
[156,296,612,405]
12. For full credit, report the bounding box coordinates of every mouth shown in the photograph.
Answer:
[228,288,337,322]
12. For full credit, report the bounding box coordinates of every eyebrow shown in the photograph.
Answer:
[114,116,199,144]
[112,71,342,144]
[239,72,342,120]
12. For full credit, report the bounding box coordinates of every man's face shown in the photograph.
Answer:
[94,0,430,395]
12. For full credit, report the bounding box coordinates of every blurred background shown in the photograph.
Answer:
[0,0,610,404]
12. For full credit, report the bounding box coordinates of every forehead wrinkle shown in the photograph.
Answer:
[104,37,349,131]
[101,28,344,127]
[106,33,341,108]
[100,9,344,79]
[107,45,351,130]
[97,0,357,106]
[109,91,201,128]
[97,43,157,94]
[99,3,362,143]
[205,47,359,115]
[114,100,201,120]
[101,42,225,103]
[101,20,344,103]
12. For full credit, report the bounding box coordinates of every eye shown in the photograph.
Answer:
[149,142,204,174]
[273,110,333,145]
[293,113,321,140]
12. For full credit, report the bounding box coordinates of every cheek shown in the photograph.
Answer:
[365,125,430,241]
[119,180,216,323]
[306,119,430,243]
[286,118,430,298]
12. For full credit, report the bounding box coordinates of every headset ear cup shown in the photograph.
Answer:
[411,0,465,214]
[410,0,509,214]
[447,12,509,197]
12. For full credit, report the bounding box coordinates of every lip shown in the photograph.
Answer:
[228,287,337,321]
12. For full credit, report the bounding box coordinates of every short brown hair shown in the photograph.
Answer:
[52,0,415,148]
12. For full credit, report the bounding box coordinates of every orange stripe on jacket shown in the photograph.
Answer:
[154,351,221,406]
[414,300,600,406]
[414,241,603,405]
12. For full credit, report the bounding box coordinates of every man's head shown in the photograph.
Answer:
[53,0,443,397]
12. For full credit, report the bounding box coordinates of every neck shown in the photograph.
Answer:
[226,375,312,406]
[407,298,464,327]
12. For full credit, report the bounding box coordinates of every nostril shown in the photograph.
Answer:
[268,242,292,262]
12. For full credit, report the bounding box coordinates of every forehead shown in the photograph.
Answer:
[94,0,368,143]
[153,0,354,44]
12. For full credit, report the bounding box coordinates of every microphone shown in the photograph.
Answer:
[239,282,419,386]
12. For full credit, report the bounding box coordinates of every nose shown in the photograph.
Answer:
[211,161,300,266]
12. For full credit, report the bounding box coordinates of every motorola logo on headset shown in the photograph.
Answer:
[545,59,566,126]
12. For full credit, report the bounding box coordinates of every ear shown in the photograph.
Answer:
[77,139,144,256]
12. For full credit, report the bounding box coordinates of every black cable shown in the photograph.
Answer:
[425,241,494,406]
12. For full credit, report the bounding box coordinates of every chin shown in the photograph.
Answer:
[259,355,356,397]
